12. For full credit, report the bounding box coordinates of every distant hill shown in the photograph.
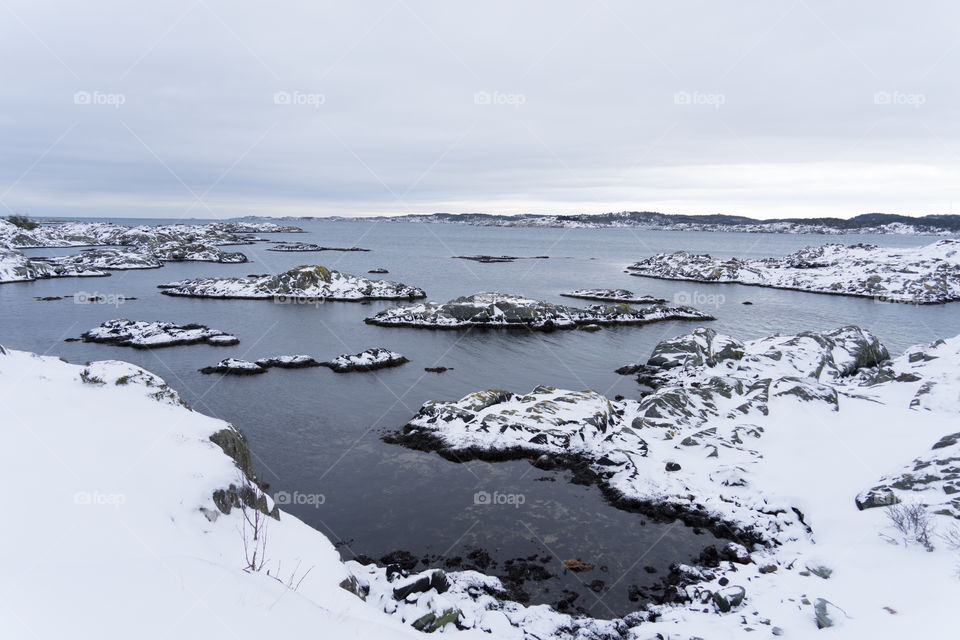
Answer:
[242,211,960,233]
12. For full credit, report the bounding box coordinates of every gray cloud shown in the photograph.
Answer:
[1,0,958,219]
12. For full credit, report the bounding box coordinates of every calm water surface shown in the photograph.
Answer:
[3,220,958,616]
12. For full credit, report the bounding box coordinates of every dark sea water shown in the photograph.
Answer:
[3,219,958,617]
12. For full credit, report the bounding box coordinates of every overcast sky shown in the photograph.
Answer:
[1,1,958,220]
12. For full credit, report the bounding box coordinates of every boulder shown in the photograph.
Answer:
[712,585,746,612]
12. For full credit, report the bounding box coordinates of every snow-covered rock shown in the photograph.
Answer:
[616,326,888,385]
[81,319,240,348]
[321,348,409,372]
[855,335,960,516]
[199,358,267,375]
[254,355,322,369]
[347,563,627,639]
[47,248,164,271]
[159,265,426,301]
[0,219,301,249]
[559,289,666,304]
[267,242,370,252]
[0,220,302,282]
[0,247,110,282]
[364,292,713,329]
[626,240,960,304]
[453,255,549,263]
[383,325,960,638]
[149,241,248,263]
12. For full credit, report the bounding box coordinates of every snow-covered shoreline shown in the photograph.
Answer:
[5,321,960,638]
[0,219,299,284]
[626,240,960,304]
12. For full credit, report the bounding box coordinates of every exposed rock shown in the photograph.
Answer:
[392,570,449,599]
[814,598,847,628]
[209,425,256,479]
[561,559,595,572]
[712,585,746,612]
[806,565,833,579]
[411,608,460,632]
[211,482,279,520]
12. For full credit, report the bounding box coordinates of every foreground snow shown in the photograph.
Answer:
[626,240,960,304]
[0,347,428,640]
[4,326,959,639]
[365,292,713,329]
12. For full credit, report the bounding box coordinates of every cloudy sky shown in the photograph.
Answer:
[1,1,958,219]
